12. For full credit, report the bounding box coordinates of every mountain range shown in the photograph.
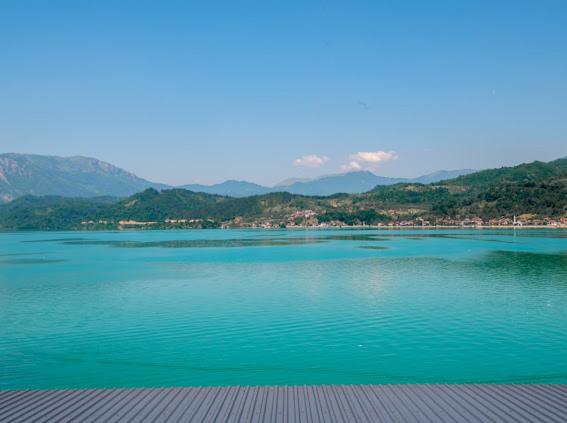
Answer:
[181,170,476,197]
[267,169,476,196]
[0,153,166,202]
[1,157,565,230]
[0,153,474,202]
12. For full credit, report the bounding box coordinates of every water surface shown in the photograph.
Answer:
[1,229,567,389]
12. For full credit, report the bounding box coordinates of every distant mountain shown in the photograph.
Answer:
[411,169,477,184]
[276,169,476,196]
[180,180,272,197]
[1,158,565,230]
[274,177,311,187]
[0,153,476,201]
[180,169,477,197]
[279,171,404,196]
[0,153,166,202]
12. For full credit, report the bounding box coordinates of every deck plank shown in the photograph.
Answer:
[0,385,565,422]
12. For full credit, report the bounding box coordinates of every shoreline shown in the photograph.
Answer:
[282,224,567,230]
[1,224,567,233]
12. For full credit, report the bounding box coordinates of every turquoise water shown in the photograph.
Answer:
[1,229,567,390]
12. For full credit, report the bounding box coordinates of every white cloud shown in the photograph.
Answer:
[349,150,398,163]
[340,161,362,171]
[340,150,398,172]
[293,154,329,168]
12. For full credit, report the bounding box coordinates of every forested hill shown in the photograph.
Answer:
[0,158,566,230]
[441,157,567,188]
[0,153,166,202]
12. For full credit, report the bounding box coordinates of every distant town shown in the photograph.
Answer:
[80,210,567,231]
[2,156,566,231]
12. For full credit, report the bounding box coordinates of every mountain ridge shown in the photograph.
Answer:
[180,169,477,197]
[0,153,476,201]
[1,157,565,230]
[0,153,166,202]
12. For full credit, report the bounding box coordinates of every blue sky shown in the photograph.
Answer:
[1,1,566,185]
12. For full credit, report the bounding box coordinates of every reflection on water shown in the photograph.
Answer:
[466,250,567,285]
[1,229,567,389]
[320,234,389,241]
[23,237,90,243]
[59,237,326,248]
[0,258,65,265]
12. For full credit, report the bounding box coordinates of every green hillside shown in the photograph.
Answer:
[0,153,167,202]
[442,158,567,188]
[1,158,566,230]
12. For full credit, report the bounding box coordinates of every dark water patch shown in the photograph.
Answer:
[321,234,389,241]
[376,233,519,243]
[510,231,567,239]
[0,258,66,265]
[357,246,388,250]
[23,237,91,243]
[382,250,567,287]
[477,372,567,384]
[384,249,566,267]
[60,237,326,249]
[32,350,567,384]
[0,252,47,257]
[32,352,425,381]
[377,233,458,240]
[445,235,518,244]
[472,250,567,274]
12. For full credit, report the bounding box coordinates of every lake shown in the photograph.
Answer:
[1,228,567,390]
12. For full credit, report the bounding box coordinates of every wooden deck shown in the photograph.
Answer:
[1,385,566,422]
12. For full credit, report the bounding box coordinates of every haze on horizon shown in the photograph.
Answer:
[1,1,566,185]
